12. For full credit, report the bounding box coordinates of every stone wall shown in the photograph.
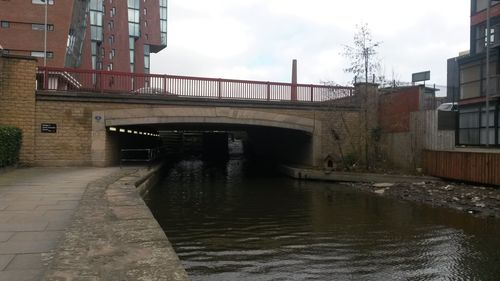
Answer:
[35,100,157,166]
[0,55,37,165]
[34,95,362,167]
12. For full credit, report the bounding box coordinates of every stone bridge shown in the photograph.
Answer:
[0,54,366,168]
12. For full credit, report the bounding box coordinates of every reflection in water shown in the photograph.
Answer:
[145,159,500,281]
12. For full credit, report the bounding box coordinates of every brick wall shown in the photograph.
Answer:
[0,55,37,165]
[379,87,420,133]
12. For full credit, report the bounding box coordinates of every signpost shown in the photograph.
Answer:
[412,71,431,84]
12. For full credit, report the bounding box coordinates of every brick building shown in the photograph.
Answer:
[448,0,500,146]
[0,0,167,73]
[378,86,438,133]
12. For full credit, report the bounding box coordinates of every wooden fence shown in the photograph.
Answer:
[424,150,500,186]
[412,110,455,151]
[382,111,455,170]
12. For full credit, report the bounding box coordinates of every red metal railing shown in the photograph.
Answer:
[36,67,354,103]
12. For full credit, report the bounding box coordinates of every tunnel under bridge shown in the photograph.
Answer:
[92,107,323,167]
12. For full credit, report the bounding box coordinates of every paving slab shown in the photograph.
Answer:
[10,231,63,242]
[0,255,14,270]
[0,269,41,281]
[0,167,117,281]
[0,234,13,243]
[5,253,44,270]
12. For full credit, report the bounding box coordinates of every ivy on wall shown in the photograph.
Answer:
[0,126,22,167]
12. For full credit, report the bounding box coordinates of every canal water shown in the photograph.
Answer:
[145,159,500,281]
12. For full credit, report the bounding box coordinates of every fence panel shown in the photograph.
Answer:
[424,150,500,186]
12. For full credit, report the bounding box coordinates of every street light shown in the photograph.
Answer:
[485,0,500,147]
[41,0,48,67]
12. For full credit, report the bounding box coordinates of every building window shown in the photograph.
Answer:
[32,23,54,31]
[144,8,147,15]
[110,7,116,17]
[31,51,53,58]
[128,0,140,37]
[32,0,54,5]
[460,64,482,99]
[90,0,104,42]
[91,41,102,70]
[475,0,489,13]
[159,0,168,46]
[144,44,150,73]
[474,23,500,53]
[459,103,499,145]
[0,21,10,28]
[129,36,135,72]
[67,34,76,52]
[107,63,113,71]
[459,106,480,145]
[129,37,135,50]
[480,105,496,144]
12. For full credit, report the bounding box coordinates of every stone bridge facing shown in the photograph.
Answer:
[92,107,323,167]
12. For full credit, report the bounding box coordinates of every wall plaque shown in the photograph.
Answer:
[41,123,57,133]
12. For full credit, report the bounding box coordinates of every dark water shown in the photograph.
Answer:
[145,159,500,281]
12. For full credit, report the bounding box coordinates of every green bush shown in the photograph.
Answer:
[0,126,22,167]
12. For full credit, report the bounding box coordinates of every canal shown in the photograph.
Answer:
[145,159,500,280]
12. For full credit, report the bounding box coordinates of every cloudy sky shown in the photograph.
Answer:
[150,0,470,86]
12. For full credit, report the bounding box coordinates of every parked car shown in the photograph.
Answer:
[437,102,457,111]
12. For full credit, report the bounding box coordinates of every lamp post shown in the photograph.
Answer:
[41,0,48,67]
[486,0,491,147]
[485,0,500,147]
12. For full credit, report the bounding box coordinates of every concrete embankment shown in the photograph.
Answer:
[43,166,188,281]
[280,165,438,183]
[282,165,500,219]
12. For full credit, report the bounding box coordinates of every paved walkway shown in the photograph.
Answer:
[0,167,117,281]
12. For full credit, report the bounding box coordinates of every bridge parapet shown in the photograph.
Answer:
[36,67,354,104]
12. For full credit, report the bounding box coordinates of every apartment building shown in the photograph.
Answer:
[450,0,500,146]
[0,0,167,74]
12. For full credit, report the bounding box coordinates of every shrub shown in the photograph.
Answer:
[343,152,359,170]
[0,126,22,167]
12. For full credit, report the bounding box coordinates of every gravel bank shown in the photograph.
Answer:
[345,180,500,219]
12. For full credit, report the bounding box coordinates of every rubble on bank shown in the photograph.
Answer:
[344,180,500,219]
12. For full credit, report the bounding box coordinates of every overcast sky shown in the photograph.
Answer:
[150,0,470,86]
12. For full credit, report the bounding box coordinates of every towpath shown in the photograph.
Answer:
[0,167,117,281]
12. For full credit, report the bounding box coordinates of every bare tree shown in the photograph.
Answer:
[342,23,381,84]
[342,23,382,170]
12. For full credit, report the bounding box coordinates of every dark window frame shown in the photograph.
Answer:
[457,102,500,146]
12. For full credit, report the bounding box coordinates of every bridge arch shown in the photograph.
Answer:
[91,107,322,167]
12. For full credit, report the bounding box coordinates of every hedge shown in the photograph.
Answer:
[0,126,22,167]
